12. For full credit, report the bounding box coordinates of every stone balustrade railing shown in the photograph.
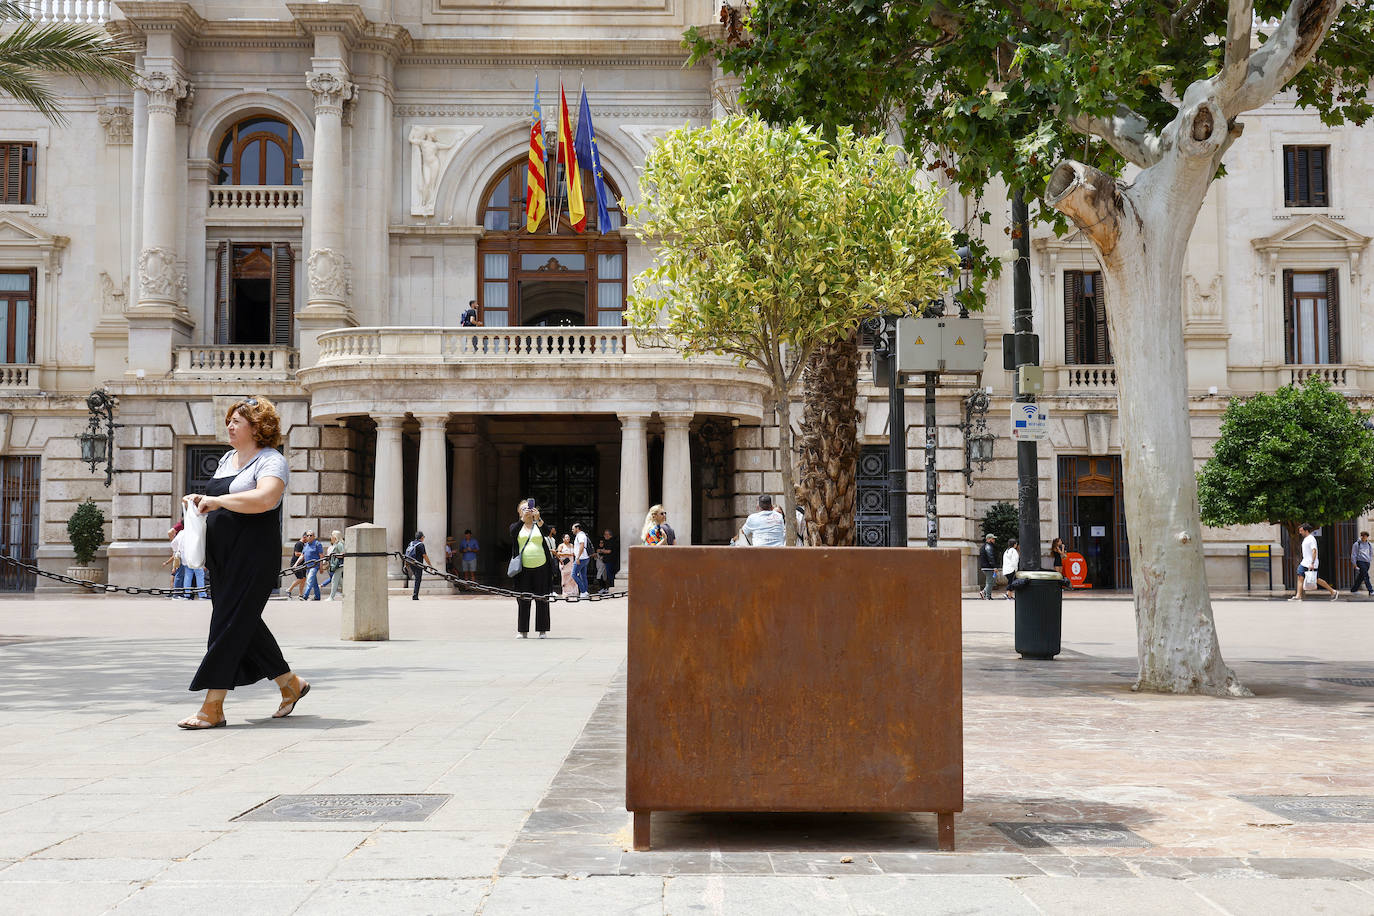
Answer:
[316,326,734,365]
[1062,365,1118,392]
[7,1,109,21]
[174,346,298,378]
[208,186,304,212]
[0,364,35,389]
[1288,364,1349,387]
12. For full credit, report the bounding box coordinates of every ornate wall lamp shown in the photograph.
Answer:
[77,389,121,487]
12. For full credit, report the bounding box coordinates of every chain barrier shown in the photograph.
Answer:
[0,551,627,602]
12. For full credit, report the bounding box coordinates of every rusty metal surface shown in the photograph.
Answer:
[626,546,963,817]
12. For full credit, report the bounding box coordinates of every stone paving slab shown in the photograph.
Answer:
[0,593,1373,914]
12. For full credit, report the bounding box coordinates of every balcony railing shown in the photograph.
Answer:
[1288,364,1350,387]
[1063,365,1117,392]
[7,1,109,21]
[207,186,304,214]
[174,346,298,379]
[0,364,36,390]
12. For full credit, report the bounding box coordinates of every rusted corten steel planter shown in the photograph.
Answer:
[626,546,963,851]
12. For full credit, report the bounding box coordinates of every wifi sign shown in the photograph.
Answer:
[1010,402,1049,441]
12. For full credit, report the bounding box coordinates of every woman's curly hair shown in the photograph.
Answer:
[224,395,284,449]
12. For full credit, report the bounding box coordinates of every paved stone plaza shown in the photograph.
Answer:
[0,591,1371,915]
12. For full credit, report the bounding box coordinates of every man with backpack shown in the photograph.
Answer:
[405,531,431,600]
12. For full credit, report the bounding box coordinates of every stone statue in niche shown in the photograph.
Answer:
[408,125,480,217]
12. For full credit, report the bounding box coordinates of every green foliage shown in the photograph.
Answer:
[66,498,106,567]
[981,501,1019,547]
[688,0,1374,307]
[1197,378,1374,532]
[0,1,133,124]
[625,115,957,383]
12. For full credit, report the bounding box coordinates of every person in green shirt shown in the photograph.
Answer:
[508,498,555,638]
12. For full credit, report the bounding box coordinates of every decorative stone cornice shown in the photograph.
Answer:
[286,2,370,42]
[307,71,357,116]
[133,69,190,116]
[394,103,711,120]
[97,106,133,145]
[115,2,208,45]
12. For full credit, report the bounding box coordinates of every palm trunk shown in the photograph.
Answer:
[1046,100,1249,696]
[797,333,860,546]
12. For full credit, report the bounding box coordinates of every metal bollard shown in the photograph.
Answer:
[342,523,389,641]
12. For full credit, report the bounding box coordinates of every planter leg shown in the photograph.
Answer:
[937,812,955,851]
[632,811,651,851]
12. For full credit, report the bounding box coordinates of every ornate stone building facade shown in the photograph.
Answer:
[0,1,1369,592]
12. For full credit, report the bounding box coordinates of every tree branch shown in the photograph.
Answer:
[1218,0,1255,96]
[1044,161,1129,262]
[1064,105,1166,168]
[1220,0,1346,117]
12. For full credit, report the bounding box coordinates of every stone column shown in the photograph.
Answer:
[618,414,650,575]
[661,413,694,546]
[416,415,449,579]
[449,431,479,548]
[299,69,357,368]
[372,416,404,578]
[128,68,192,372]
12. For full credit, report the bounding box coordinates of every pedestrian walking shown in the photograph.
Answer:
[600,529,618,589]
[301,530,324,600]
[1001,538,1020,600]
[733,495,786,546]
[323,530,345,600]
[1291,523,1338,600]
[571,522,591,597]
[593,534,612,593]
[405,532,430,600]
[286,531,308,600]
[642,505,670,546]
[444,535,456,576]
[1351,530,1373,596]
[178,395,309,729]
[509,498,554,638]
[556,533,578,596]
[459,529,480,582]
[161,526,185,598]
[979,534,998,599]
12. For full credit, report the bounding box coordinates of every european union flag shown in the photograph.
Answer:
[574,87,612,232]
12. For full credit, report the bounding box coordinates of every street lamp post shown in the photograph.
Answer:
[77,389,120,487]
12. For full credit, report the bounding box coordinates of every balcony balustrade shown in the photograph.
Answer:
[7,1,108,21]
[174,346,298,379]
[0,364,36,391]
[207,186,304,219]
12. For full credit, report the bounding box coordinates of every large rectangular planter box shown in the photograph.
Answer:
[626,546,963,851]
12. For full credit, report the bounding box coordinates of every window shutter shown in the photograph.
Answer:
[25,267,36,363]
[1311,147,1328,207]
[1294,147,1309,206]
[1063,271,1081,365]
[271,243,294,346]
[1282,269,1294,365]
[1,145,19,204]
[1283,147,1296,206]
[1091,272,1111,365]
[1326,268,1340,364]
[215,241,232,344]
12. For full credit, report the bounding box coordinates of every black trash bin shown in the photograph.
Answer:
[1013,570,1064,659]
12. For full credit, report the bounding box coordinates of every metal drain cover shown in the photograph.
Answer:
[992,822,1149,848]
[1315,677,1374,687]
[1237,796,1374,823]
[233,794,451,823]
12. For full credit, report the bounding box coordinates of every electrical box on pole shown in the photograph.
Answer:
[895,317,985,377]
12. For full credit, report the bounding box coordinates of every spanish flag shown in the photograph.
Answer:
[525,78,546,232]
[557,80,586,233]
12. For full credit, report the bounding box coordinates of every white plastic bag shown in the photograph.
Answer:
[1303,568,1318,589]
[181,498,207,569]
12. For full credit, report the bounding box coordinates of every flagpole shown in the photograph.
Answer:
[551,71,562,235]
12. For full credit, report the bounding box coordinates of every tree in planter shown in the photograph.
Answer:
[67,498,106,567]
[691,0,1374,695]
[1198,377,1374,562]
[981,501,1020,549]
[625,115,957,544]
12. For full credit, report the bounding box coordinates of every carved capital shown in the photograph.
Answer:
[97,106,132,145]
[307,248,352,301]
[307,70,356,115]
[133,69,190,115]
[137,247,186,305]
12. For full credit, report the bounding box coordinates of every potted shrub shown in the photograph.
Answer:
[66,498,106,586]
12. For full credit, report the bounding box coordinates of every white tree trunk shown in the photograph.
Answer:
[1047,95,1248,696]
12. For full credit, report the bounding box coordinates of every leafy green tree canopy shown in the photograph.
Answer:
[691,0,1374,306]
[981,501,1019,547]
[1198,377,1374,534]
[625,114,957,542]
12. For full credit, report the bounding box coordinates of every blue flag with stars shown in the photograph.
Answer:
[574,86,612,232]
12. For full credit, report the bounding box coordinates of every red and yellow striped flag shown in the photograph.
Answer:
[557,80,586,233]
[525,78,546,232]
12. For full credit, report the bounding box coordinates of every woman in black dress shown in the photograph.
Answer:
[509,498,555,638]
[177,396,310,729]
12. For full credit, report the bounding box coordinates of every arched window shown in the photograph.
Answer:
[477,158,627,328]
[215,116,304,186]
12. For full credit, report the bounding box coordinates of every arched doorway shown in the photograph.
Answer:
[476,158,627,327]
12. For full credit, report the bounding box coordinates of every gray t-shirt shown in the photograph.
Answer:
[213,448,289,507]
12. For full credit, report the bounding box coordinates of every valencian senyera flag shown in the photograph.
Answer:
[556,80,586,233]
[574,86,612,232]
[525,77,547,232]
